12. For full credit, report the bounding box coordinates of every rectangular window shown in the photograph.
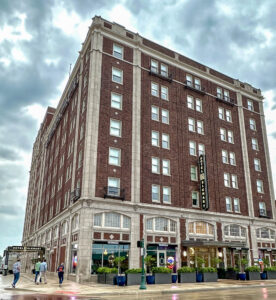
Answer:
[217,87,222,99]
[109,147,121,166]
[111,93,122,110]
[222,150,228,164]
[162,133,170,149]
[218,107,224,120]
[151,59,158,73]
[220,128,226,141]
[107,177,120,196]
[186,74,192,86]
[151,131,159,147]
[192,191,199,207]
[188,118,195,132]
[228,130,234,143]
[151,106,159,121]
[225,110,232,122]
[190,165,198,181]
[197,120,204,134]
[194,78,201,90]
[161,64,168,77]
[189,141,196,156]
[249,118,256,131]
[152,157,160,174]
[231,174,238,189]
[161,109,169,124]
[233,198,240,213]
[151,82,159,97]
[162,159,170,175]
[254,158,261,171]
[224,90,230,101]
[187,95,194,109]
[257,180,264,193]
[113,44,123,59]
[195,99,202,112]
[226,197,232,212]
[252,138,259,151]
[112,68,123,84]
[163,186,171,203]
[161,86,168,100]
[259,202,266,216]
[152,184,160,202]
[229,152,236,165]
[110,119,122,137]
[198,144,205,155]
[247,100,253,111]
[224,173,230,187]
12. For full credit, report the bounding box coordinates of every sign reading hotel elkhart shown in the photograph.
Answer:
[198,154,209,210]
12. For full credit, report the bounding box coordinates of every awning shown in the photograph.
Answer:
[182,240,247,248]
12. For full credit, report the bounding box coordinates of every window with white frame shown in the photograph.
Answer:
[151,59,158,73]
[161,64,168,77]
[225,110,232,122]
[192,191,199,207]
[226,197,232,212]
[198,143,205,155]
[217,87,222,99]
[112,68,123,84]
[196,99,202,112]
[107,177,120,196]
[252,138,259,151]
[187,95,194,109]
[54,226,58,239]
[57,176,63,191]
[152,185,160,202]
[188,118,195,132]
[61,221,68,235]
[109,147,121,166]
[151,131,159,147]
[189,141,196,156]
[162,159,170,175]
[72,214,79,231]
[257,179,264,193]
[249,118,256,131]
[224,173,230,187]
[228,130,234,143]
[186,74,192,86]
[194,78,201,90]
[161,109,169,124]
[222,150,228,164]
[111,93,122,110]
[190,165,198,181]
[151,106,159,121]
[161,86,168,100]
[220,128,226,141]
[163,186,171,203]
[162,133,170,149]
[146,217,176,233]
[247,100,253,111]
[254,158,261,171]
[56,198,60,214]
[218,107,224,120]
[231,174,238,188]
[152,157,160,173]
[113,44,123,59]
[110,119,122,137]
[78,150,83,168]
[197,120,204,134]
[256,228,275,239]
[94,212,130,229]
[259,202,266,216]
[151,82,159,97]
[229,152,236,165]
[224,90,230,101]
[79,125,84,140]
[188,221,214,235]
[224,224,246,238]
[233,198,240,213]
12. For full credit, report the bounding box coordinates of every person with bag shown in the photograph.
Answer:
[56,262,65,287]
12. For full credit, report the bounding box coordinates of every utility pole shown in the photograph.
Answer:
[139,239,146,290]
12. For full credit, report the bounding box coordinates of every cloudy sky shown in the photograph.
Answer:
[1,0,276,255]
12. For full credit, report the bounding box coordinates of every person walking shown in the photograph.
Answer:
[12,258,21,288]
[57,262,65,287]
[37,259,47,284]
[34,260,41,284]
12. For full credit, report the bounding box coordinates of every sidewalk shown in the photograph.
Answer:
[3,273,276,297]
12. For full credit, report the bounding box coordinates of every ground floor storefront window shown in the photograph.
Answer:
[71,244,78,274]
[91,242,129,274]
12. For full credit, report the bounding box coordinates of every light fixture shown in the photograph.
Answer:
[183,251,187,257]
[103,249,107,255]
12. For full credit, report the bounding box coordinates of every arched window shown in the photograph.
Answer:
[146,217,176,233]
[256,228,275,240]
[188,221,214,235]
[94,212,130,229]
[72,214,79,231]
[224,224,246,238]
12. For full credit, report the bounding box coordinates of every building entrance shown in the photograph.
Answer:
[188,247,217,267]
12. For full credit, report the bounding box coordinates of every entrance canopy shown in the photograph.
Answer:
[182,240,247,249]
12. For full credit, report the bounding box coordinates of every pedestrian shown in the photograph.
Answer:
[56,262,65,287]
[11,258,21,288]
[37,259,47,284]
[34,260,41,284]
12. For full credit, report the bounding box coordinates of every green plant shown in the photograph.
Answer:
[239,258,249,273]
[245,266,260,272]
[264,266,276,272]
[144,255,156,273]
[199,267,217,273]
[152,267,172,274]
[196,256,206,268]
[97,267,111,274]
[177,267,196,273]
[211,257,222,267]
[114,256,127,273]
[125,268,142,274]
[227,267,239,272]
[263,258,270,268]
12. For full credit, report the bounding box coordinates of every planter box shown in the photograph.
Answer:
[97,274,106,284]
[225,271,238,280]
[154,273,172,284]
[178,272,196,283]
[203,272,218,282]
[146,275,155,284]
[126,273,141,285]
[246,272,260,280]
[106,273,117,285]
[266,271,276,279]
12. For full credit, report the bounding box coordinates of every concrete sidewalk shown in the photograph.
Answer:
[3,273,276,297]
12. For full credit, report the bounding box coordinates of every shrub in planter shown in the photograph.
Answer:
[238,258,249,280]
[264,266,276,279]
[97,267,110,284]
[152,267,172,284]
[125,268,142,286]
[245,266,261,280]
[178,267,196,283]
[225,267,239,280]
[97,267,118,284]
[200,267,218,282]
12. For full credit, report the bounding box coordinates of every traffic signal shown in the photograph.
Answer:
[137,240,144,248]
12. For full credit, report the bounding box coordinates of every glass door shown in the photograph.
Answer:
[158,251,166,267]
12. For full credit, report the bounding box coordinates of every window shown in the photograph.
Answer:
[161,86,168,100]
[259,202,266,216]
[249,118,256,131]
[229,152,236,165]
[188,118,195,132]
[162,159,170,175]
[217,87,222,99]
[192,191,199,207]
[218,107,224,120]
[62,222,68,235]
[224,173,230,187]
[252,138,259,151]
[226,197,232,212]
[94,214,102,227]
[107,177,120,196]
[109,148,121,166]
[113,44,123,59]
[186,74,192,86]
[231,175,238,188]
[247,100,253,111]
[161,109,169,124]
[163,187,171,203]
[162,133,170,149]
[105,212,120,228]
[222,150,228,164]
[152,185,160,202]
[187,95,194,109]
[111,93,122,110]
[78,150,83,168]
[254,158,261,171]
[194,78,201,90]
[146,217,176,233]
[257,180,264,193]
[256,228,275,239]
[196,99,202,112]
[161,64,168,77]
[189,141,196,156]
[151,131,159,147]
[72,214,79,231]
[220,128,226,141]
[224,90,230,101]
[151,59,158,73]
[191,165,198,181]
[198,144,205,155]
[57,176,63,191]
[110,119,122,137]
[228,130,234,143]
[224,225,246,238]
[188,222,214,235]
[151,82,159,97]
[79,125,84,140]
[225,110,232,122]
[152,157,160,174]
[146,218,153,230]
[197,120,204,134]
[151,106,159,121]
[233,198,240,213]
[112,68,123,84]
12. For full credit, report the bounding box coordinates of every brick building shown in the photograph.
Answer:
[22,16,276,282]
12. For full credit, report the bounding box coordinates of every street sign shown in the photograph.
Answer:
[8,246,45,253]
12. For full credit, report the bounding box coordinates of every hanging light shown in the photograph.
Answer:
[104,249,107,255]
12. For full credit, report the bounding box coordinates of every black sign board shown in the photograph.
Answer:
[198,154,209,210]
[8,246,45,253]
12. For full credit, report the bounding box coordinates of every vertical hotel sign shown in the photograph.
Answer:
[198,154,209,210]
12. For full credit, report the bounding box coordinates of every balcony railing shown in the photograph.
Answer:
[184,80,206,95]
[216,94,235,106]
[103,187,125,200]
[259,209,271,218]
[70,188,81,203]
[149,66,173,82]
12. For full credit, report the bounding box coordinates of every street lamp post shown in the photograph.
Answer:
[140,239,147,290]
